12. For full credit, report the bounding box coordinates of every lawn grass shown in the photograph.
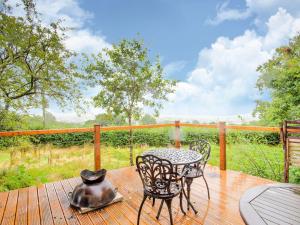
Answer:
[0,142,296,192]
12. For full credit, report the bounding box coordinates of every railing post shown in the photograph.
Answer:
[175,120,181,149]
[219,121,226,170]
[94,124,101,170]
[282,121,289,182]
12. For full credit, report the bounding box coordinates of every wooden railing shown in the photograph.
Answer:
[0,121,280,171]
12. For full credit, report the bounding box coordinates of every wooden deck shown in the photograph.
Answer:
[0,166,275,225]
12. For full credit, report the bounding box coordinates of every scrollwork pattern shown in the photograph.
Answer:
[136,155,179,196]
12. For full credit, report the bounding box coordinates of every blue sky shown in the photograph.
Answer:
[12,0,300,122]
[79,0,251,80]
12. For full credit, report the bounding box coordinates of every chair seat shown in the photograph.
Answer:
[185,167,203,178]
[145,182,182,198]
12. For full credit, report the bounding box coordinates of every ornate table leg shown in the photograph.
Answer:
[185,178,193,210]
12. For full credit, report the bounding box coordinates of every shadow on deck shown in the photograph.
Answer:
[0,166,274,225]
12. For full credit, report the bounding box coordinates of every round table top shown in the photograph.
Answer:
[142,148,202,165]
[239,183,300,225]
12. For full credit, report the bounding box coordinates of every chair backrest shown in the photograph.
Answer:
[136,154,175,196]
[281,120,300,182]
[189,139,211,167]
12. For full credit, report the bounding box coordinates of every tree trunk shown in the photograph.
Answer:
[5,102,9,110]
[42,93,46,129]
[42,105,46,129]
[129,116,134,166]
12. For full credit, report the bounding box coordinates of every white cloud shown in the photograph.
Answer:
[34,0,112,53]
[263,8,300,50]
[7,0,111,53]
[64,30,111,54]
[246,0,300,15]
[207,1,251,25]
[161,8,300,121]
[36,0,92,28]
[209,0,300,25]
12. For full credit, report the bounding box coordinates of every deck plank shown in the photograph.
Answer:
[1,189,18,225]
[53,181,79,225]
[59,179,94,225]
[106,170,170,225]
[28,186,41,225]
[0,192,9,224]
[37,185,53,225]
[45,183,67,225]
[15,188,28,225]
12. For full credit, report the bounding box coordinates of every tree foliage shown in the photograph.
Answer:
[84,113,126,127]
[254,35,300,125]
[0,0,84,130]
[139,114,157,124]
[85,38,176,164]
[85,39,176,122]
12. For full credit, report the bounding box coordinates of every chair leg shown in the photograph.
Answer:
[179,191,186,215]
[203,175,210,199]
[156,199,164,219]
[182,183,198,214]
[165,199,174,225]
[152,197,155,206]
[137,195,147,225]
[185,178,193,210]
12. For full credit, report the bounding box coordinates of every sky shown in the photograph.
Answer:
[10,0,300,123]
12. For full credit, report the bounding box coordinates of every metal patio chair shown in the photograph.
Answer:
[136,154,186,225]
[185,139,211,208]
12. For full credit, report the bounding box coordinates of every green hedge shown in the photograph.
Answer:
[0,136,31,149]
[29,129,171,147]
[182,128,280,145]
[0,127,281,149]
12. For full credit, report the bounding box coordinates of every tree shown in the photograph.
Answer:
[95,113,126,126]
[85,38,176,165]
[191,120,199,124]
[41,94,49,128]
[44,111,56,124]
[0,1,84,130]
[85,113,126,127]
[139,114,157,125]
[254,35,300,125]
[0,110,27,131]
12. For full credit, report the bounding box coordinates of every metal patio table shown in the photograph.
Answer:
[142,148,202,166]
[239,183,300,225]
[142,148,203,212]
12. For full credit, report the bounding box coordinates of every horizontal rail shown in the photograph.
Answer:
[286,128,300,133]
[226,125,280,132]
[0,128,93,137]
[0,123,174,137]
[101,123,174,131]
[0,123,281,137]
[179,123,218,128]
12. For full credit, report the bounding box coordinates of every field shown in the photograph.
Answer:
[0,142,292,192]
